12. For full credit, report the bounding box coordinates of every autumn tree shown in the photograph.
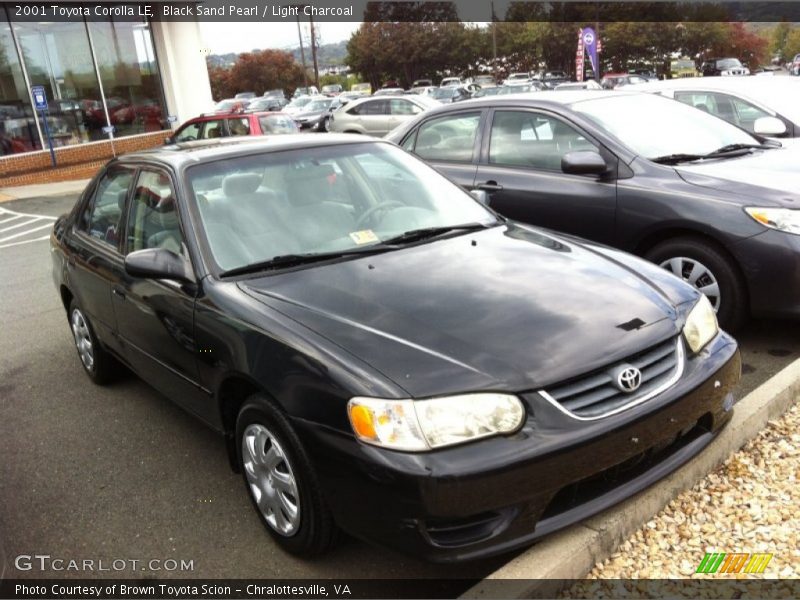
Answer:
[214,50,307,99]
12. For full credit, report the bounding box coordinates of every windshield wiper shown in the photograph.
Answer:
[220,246,389,277]
[650,153,706,165]
[652,142,775,165]
[382,223,490,246]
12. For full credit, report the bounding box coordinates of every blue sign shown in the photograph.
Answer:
[581,27,599,77]
[31,85,48,111]
[102,125,115,135]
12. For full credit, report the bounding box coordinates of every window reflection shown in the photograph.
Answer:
[1,15,39,154]
[11,20,103,145]
[2,8,167,157]
[88,18,167,137]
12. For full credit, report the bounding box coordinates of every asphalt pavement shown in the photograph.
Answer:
[1,193,798,581]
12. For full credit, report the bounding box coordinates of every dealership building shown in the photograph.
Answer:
[0,6,213,186]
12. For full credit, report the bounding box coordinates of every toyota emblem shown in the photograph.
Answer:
[616,366,642,393]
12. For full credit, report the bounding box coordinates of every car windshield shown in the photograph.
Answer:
[718,58,743,69]
[304,99,333,111]
[572,94,759,160]
[433,87,457,99]
[187,142,498,272]
[287,97,312,109]
[258,115,297,134]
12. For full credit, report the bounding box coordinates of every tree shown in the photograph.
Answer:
[214,50,306,99]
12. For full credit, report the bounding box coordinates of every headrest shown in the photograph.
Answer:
[284,164,335,181]
[284,165,335,207]
[223,173,262,196]
[117,188,128,211]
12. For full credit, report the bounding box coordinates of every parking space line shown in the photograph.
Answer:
[0,208,58,221]
[0,214,26,225]
[0,218,43,233]
[0,223,53,243]
[0,235,51,249]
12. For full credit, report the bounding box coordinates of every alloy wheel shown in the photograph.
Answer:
[71,308,95,371]
[242,423,301,536]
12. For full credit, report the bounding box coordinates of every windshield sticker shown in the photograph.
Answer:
[349,230,379,245]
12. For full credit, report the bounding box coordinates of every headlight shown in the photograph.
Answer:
[745,207,800,235]
[347,393,525,451]
[683,294,719,353]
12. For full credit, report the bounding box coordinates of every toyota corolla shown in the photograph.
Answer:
[51,135,740,561]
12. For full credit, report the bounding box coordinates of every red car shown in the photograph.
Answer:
[167,110,298,144]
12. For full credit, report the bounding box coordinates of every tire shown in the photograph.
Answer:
[236,397,338,557]
[644,237,748,332]
[68,299,121,384]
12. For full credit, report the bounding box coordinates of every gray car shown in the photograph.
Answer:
[328,95,439,137]
[386,92,800,330]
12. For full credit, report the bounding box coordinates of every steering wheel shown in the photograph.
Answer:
[355,201,404,229]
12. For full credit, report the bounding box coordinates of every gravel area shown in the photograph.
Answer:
[564,398,799,597]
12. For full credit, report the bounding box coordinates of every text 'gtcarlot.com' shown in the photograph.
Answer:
[14,554,194,572]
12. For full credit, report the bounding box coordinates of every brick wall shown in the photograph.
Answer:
[0,131,169,187]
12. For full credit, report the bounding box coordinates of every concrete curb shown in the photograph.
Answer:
[461,356,800,599]
[0,179,90,203]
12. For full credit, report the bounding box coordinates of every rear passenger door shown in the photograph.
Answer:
[401,110,484,189]
[474,109,618,244]
[67,166,134,356]
[358,99,391,136]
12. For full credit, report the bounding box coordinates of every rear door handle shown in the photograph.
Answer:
[112,286,126,300]
[476,181,504,192]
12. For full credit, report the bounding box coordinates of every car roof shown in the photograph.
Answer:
[114,134,385,170]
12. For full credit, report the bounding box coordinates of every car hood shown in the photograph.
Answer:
[239,225,691,398]
[675,145,800,201]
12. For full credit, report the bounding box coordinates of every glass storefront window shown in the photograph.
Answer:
[11,20,104,145]
[88,18,167,137]
[2,8,167,158]
[1,13,39,155]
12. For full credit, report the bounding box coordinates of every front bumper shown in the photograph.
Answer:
[728,228,800,319]
[296,333,740,562]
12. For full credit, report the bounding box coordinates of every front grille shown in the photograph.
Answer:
[540,337,683,419]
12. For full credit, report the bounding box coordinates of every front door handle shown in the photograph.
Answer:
[112,286,126,300]
[476,181,504,192]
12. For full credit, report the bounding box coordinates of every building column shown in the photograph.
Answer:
[150,20,213,127]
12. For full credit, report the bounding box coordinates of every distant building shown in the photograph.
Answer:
[1,7,212,185]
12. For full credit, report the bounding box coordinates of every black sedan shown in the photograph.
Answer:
[386,91,800,331]
[51,135,740,561]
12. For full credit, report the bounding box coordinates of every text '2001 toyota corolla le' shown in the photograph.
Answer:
[51,135,740,562]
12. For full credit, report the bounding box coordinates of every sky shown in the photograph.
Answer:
[199,22,361,54]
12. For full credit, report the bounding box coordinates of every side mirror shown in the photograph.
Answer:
[561,150,609,176]
[754,116,786,136]
[469,189,490,205]
[164,136,175,145]
[125,248,194,284]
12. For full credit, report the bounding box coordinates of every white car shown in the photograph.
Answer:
[328,94,439,137]
[634,76,800,138]
[439,77,462,87]
[505,73,531,84]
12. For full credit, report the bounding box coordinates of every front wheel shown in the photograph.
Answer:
[644,238,748,332]
[236,398,337,557]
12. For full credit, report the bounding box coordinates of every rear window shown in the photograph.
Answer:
[259,115,297,134]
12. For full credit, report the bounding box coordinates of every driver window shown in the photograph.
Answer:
[126,170,186,256]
